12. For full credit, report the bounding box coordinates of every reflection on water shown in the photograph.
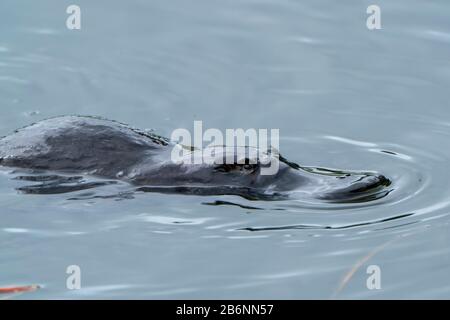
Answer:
[1,0,450,299]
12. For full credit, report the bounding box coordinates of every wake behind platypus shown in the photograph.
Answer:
[0,116,392,203]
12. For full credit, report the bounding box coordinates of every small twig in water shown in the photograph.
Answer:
[0,284,40,299]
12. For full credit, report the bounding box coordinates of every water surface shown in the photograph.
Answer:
[1,0,450,299]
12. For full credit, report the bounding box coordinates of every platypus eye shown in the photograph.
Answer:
[243,163,258,172]
[214,159,259,174]
[241,158,259,172]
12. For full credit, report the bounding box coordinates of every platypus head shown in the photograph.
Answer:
[130,146,301,188]
[129,145,392,202]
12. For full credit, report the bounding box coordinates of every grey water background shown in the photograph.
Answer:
[1,0,450,299]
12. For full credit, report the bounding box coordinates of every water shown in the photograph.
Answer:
[1,0,450,299]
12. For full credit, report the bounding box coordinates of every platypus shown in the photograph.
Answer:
[0,116,391,202]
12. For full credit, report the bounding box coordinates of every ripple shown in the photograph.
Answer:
[25,28,61,36]
[234,126,450,234]
[323,135,377,148]
[2,227,87,237]
[0,76,29,85]
[239,213,414,232]
[421,30,450,43]
[68,284,137,297]
[138,214,211,226]
[3,228,28,233]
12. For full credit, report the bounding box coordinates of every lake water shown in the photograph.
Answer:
[1,0,450,299]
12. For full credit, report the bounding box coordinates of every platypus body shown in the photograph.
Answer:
[0,116,391,202]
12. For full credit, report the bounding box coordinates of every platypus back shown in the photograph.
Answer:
[0,116,169,178]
